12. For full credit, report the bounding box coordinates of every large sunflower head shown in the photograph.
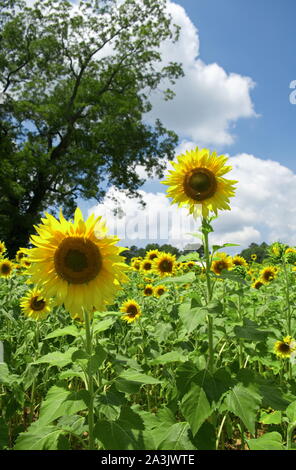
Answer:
[24,208,128,317]
[274,336,296,358]
[162,147,237,217]
[211,252,233,275]
[20,287,52,321]
[0,259,14,278]
[0,241,6,257]
[120,299,142,323]
[153,252,176,277]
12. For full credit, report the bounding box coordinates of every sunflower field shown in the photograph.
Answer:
[0,147,296,452]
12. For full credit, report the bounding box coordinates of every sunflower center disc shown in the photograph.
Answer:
[30,296,46,311]
[54,237,102,284]
[1,264,10,275]
[159,260,173,272]
[184,168,217,201]
[279,343,290,354]
[127,305,138,317]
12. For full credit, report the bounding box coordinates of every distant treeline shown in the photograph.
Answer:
[122,241,270,263]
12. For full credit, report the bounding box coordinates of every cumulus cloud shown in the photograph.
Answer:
[89,151,296,252]
[146,2,257,146]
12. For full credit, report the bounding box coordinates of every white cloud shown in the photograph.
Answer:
[146,2,257,146]
[88,151,296,252]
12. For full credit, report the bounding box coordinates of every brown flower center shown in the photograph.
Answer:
[1,263,11,275]
[278,342,291,354]
[126,304,138,317]
[159,259,173,273]
[30,296,46,311]
[54,237,102,284]
[183,168,217,201]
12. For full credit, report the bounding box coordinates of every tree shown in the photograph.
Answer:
[239,242,269,263]
[0,0,183,256]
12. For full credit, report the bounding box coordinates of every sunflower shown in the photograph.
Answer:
[274,336,296,358]
[141,259,153,272]
[251,254,257,261]
[153,252,176,277]
[143,284,154,296]
[260,266,278,284]
[211,253,233,275]
[15,249,26,263]
[0,241,6,257]
[232,255,248,268]
[131,259,141,271]
[20,287,52,321]
[162,147,237,217]
[24,208,128,317]
[146,249,160,261]
[0,259,14,278]
[120,300,142,323]
[20,258,31,269]
[154,285,167,297]
[251,279,264,289]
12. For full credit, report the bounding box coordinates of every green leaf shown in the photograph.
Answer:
[223,383,261,434]
[92,318,116,336]
[201,300,223,315]
[259,410,282,425]
[157,272,196,285]
[158,422,196,450]
[0,418,9,449]
[115,369,161,394]
[177,252,200,262]
[88,344,107,374]
[33,347,78,368]
[96,387,126,421]
[234,321,268,342]
[150,351,187,365]
[212,243,240,253]
[247,432,285,450]
[179,303,207,334]
[192,421,216,450]
[38,385,89,425]
[180,383,212,436]
[44,325,80,340]
[286,401,296,423]
[0,363,19,386]
[14,422,66,450]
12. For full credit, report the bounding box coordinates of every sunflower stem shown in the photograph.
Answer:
[83,308,95,450]
[202,217,214,374]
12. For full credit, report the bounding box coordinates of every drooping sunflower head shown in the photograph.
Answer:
[146,249,160,261]
[260,266,278,284]
[154,285,167,297]
[20,287,52,321]
[24,208,128,317]
[162,147,237,217]
[120,300,142,323]
[0,241,6,257]
[0,259,14,278]
[274,336,296,358]
[285,247,296,264]
[211,252,233,275]
[143,284,154,296]
[153,252,176,277]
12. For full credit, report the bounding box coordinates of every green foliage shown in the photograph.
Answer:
[0,0,183,255]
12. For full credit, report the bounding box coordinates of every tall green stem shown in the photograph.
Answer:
[202,218,214,374]
[83,309,95,450]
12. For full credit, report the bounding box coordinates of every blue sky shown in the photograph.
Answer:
[87,0,296,250]
[175,0,296,171]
